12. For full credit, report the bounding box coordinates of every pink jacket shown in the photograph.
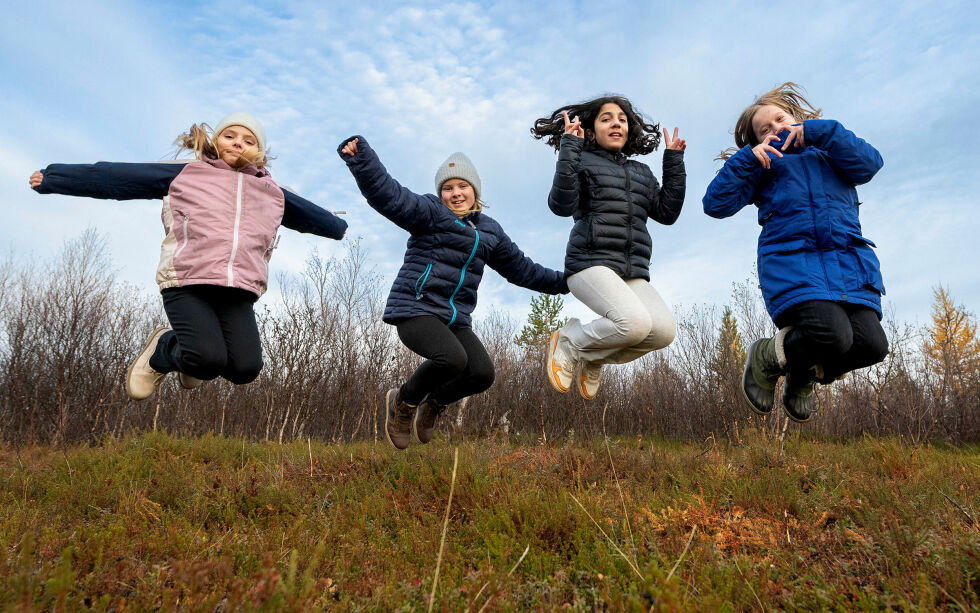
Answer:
[35,155,348,297]
[158,158,284,296]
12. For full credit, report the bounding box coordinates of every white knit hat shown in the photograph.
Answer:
[213,112,266,151]
[434,152,481,199]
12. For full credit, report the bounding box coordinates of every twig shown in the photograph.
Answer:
[695,433,716,459]
[666,524,697,582]
[603,403,636,554]
[466,545,529,613]
[934,485,979,532]
[507,544,530,576]
[308,438,313,478]
[776,416,790,461]
[429,447,459,613]
[569,493,643,579]
[733,556,765,612]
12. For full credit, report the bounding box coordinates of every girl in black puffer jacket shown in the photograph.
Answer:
[531,95,687,399]
[339,136,567,450]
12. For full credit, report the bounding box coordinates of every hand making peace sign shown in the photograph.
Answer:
[663,127,686,152]
[562,111,584,138]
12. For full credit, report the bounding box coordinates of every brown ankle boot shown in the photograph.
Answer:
[414,396,447,444]
[385,388,417,450]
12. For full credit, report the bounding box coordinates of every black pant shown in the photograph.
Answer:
[150,285,263,384]
[775,300,889,383]
[396,316,495,406]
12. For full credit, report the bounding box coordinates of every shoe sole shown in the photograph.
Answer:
[741,340,773,417]
[384,389,401,449]
[177,374,203,390]
[125,326,169,400]
[545,330,571,393]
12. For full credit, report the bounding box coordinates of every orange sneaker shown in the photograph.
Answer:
[545,330,574,393]
[577,360,602,400]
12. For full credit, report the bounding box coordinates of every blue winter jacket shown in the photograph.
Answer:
[703,119,885,320]
[338,136,568,328]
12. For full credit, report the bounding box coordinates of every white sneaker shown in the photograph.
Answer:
[545,330,575,393]
[177,372,203,390]
[577,361,602,400]
[125,327,170,400]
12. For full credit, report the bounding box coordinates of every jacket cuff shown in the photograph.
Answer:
[337,135,368,163]
[559,133,584,151]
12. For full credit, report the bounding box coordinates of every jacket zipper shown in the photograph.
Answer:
[622,159,634,278]
[414,263,433,300]
[174,211,190,259]
[448,219,479,325]
[227,172,244,286]
[801,156,832,290]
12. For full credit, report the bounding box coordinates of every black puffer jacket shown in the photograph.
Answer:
[549,134,686,280]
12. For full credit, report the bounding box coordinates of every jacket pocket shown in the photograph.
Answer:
[414,263,433,300]
[586,216,597,248]
[757,239,811,298]
[848,234,886,295]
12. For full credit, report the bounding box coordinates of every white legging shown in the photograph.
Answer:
[562,265,676,365]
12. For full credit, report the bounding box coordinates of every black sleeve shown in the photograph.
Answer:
[280,188,348,240]
[32,161,184,200]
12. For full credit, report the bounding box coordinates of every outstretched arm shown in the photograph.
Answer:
[337,136,442,233]
[487,229,568,295]
[31,161,184,200]
[803,119,883,185]
[280,188,347,240]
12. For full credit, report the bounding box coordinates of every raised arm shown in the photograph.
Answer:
[803,119,883,185]
[702,146,766,219]
[647,127,687,225]
[337,135,441,233]
[31,161,184,200]
[548,123,585,217]
[487,227,568,295]
[280,188,347,240]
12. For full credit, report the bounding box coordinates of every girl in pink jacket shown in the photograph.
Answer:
[30,112,347,400]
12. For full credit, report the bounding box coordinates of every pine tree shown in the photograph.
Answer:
[515,294,567,348]
[923,286,979,393]
[710,306,746,378]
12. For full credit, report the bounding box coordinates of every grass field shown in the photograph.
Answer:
[1,429,978,611]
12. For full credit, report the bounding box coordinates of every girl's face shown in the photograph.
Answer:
[751,105,799,144]
[592,102,628,152]
[440,179,476,215]
[216,125,259,167]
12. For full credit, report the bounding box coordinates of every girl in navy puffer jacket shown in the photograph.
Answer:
[531,95,687,400]
[339,136,567,450]
[703,83,888,422]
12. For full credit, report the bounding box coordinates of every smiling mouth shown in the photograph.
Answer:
[609,133,623,139]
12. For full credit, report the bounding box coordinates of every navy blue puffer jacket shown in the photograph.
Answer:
[549,133,686,280]
[703,120,884,320]
[339,136,568,328]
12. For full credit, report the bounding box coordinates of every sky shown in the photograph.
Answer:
[2,0,978,330]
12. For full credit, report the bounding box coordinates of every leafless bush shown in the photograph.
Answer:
[0,231,974,444]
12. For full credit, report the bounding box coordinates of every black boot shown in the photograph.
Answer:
[782,371,815,423]
[414,396,447,444]
[741,329,789,415]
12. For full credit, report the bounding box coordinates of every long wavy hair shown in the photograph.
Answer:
[531,95,661,157]
[718,82,822,161]
[174,123,271,168]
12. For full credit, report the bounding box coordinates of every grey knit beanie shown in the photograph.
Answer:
[434,152,481,199]
[213,112,267,151]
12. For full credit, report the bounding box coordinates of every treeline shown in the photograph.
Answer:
[1,230,977,445]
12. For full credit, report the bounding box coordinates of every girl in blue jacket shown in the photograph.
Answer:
[339,136,568,450]
[703,83,888,422]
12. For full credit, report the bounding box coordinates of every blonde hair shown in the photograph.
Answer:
[174,123,270,168]
[717,82,822,161]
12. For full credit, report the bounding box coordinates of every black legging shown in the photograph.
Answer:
[149,285,263,384]
[775,300,889,383]
[396,315,495,405]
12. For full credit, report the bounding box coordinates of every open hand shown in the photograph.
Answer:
[341,138,359,157]
[751,134,783,169]
[29,171,43,188]
[780,123,805,151]
[663,127,686,151]
[562,111,584,138]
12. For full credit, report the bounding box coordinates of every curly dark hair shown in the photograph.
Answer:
[530,95,661,156]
